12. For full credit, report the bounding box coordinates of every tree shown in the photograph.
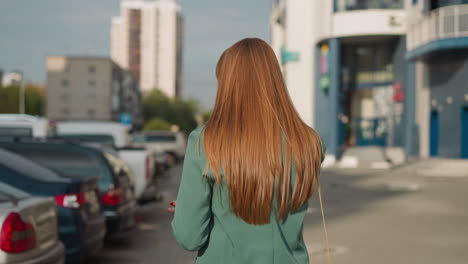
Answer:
[24,84,46,116]
[143,89,198,133]
[0,83,46,116]
[202,110,212,123]
[144,118,172,131]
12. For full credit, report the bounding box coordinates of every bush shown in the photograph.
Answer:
[144,118,172,131]
[143,89,198,133]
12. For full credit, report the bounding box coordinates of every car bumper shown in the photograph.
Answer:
[6,242,65,264]
[59,214,106,262]
[105,208,137,236]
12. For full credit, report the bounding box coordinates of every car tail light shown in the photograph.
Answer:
[0,213,36,253]
[101,187,124,206]
[54,193,86,209]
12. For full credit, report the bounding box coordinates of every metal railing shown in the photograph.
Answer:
[407,4,468,50]
[335,0,403,12]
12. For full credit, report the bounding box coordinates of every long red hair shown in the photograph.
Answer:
[204,38,322,225]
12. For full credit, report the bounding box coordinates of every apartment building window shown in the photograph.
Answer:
[86,95,97,104]
[62,108,70,116]
[60,94,69,102]
[431,0,468,9]
[88,80,96,88]
[89,65,96,74]
[88,109,96,117]
[62,79,69,87]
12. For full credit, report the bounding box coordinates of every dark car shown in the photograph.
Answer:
[0,148,105,263]
[0,140,138,238]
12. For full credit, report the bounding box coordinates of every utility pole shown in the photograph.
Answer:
[19,72,25,114]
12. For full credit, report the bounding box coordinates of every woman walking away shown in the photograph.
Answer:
[170,38,329,264]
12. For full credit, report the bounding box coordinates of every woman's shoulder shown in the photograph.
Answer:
[186,126,206,158]
[188,125,205,139]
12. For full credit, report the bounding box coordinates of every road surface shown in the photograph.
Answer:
[90,164,468,264]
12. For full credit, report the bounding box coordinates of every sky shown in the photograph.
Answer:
[0,0,272,109]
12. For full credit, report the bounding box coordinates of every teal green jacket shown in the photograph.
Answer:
[172,126,325,264]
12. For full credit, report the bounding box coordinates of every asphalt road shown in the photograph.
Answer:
[90,164,468,264]
[89,164,195,264]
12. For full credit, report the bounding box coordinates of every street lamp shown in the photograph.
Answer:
[19,73,25,114]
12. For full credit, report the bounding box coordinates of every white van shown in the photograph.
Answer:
[0,114,55,138]
[56,121,130,148]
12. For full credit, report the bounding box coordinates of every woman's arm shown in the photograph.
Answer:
[171,130,212,251]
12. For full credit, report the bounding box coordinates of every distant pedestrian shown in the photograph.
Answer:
[169,38,331,264]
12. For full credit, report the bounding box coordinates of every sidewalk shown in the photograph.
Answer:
[392,158,468,178]
[304,167,468,264]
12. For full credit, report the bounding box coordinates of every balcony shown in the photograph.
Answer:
[407,4,468,57]
[335,0,403,13]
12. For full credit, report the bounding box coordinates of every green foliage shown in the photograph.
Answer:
[144,117,172,131]
[0,84,46,116]
[202,110,212,123]
[143,89,199,133]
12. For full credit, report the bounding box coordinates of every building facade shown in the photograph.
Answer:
[111,0,184,97]
[271,0,468,162]
[46,56,142,127]
[272,0,407,165]
[406,0,468,159]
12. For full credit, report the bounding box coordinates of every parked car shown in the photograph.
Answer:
[0,181,65,264]
[96,151,138,236]
[55,121,157,201]
[117,147,156,202]
[0,140,138,237]
[0,114,55,139]
[0,149,105,263]
[56,121,130,148]
[132,131,187,163]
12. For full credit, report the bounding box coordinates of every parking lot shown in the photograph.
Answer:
[88,164,194,264]
[89,164,468,264]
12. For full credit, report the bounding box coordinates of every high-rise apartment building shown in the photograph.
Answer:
[111,0,184,97]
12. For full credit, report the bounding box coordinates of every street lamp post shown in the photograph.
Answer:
[19,73,25,114]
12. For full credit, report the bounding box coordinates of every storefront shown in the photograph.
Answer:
[315,36,407,158]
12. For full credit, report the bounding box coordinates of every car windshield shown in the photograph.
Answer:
[0,150,66,182]
[59,134,115,146]
[0,182,30,202]
[0,127,33,137]
[5,145,111,188]
[133,134,176,143]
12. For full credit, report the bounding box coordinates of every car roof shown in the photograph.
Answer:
[0,114,45,122]
[0,138,103,153]
[136,131,177,136]
[0,149,69,183]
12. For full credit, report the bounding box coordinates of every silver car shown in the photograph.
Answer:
[0,182,65,264]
